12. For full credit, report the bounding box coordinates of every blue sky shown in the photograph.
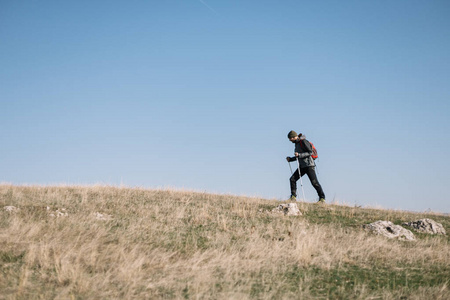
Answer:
[1,0,449,212]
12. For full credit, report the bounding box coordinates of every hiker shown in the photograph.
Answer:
[286,130,326,203]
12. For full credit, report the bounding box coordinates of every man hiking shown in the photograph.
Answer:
[286,130,326,203]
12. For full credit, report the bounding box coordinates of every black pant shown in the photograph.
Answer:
[290,166,325,199]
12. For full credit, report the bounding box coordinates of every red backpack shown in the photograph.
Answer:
[300,139,318,160]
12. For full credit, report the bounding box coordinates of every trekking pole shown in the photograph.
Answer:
[288,161,293,175]
[296,157,306,202]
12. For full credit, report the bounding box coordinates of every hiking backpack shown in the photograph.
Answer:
[300,139,318,160]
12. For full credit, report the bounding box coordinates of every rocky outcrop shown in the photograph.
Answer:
[364,220,415,241]
[403,219,446,235]
[272,203,302,216]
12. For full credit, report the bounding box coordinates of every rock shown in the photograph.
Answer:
[403,219,446,235]
[363,220,415,241]
[47,207,68,217]
[4,206,19,212]
[56,209,68,217]
[94,212,113,221]
[272,203,302,216]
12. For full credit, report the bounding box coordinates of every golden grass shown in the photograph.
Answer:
[0,184,449,299]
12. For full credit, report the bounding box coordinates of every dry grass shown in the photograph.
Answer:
[0,184,449,299]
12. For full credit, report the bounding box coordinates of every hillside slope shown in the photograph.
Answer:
[1,185,449,299]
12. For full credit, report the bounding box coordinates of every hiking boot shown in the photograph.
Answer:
[317,198,326,204]
[288,195,297,202]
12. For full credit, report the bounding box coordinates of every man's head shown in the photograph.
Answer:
[287,130,298,143]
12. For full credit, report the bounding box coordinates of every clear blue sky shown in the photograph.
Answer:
[1,0,449,212]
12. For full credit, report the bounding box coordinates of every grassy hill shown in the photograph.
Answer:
[1,185,449,299]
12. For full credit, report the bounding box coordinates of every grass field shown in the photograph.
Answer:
[1,185,449,299]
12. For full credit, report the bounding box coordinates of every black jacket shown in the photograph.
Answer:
[288,135,315,168]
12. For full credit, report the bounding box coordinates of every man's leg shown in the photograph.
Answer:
[305,167,325,200]
[289,169,300,197]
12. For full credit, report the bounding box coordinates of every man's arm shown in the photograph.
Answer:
[295,151,312,159]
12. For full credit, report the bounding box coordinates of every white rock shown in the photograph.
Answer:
[403,219,446,235]
[272,203,302,216]
[364,220,415,241]
[56,209,68,217]
[4,206,19,212]
[47,207,68,217]
[94,212,112,221]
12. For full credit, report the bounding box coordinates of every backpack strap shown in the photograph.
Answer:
[299,139,312,152]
